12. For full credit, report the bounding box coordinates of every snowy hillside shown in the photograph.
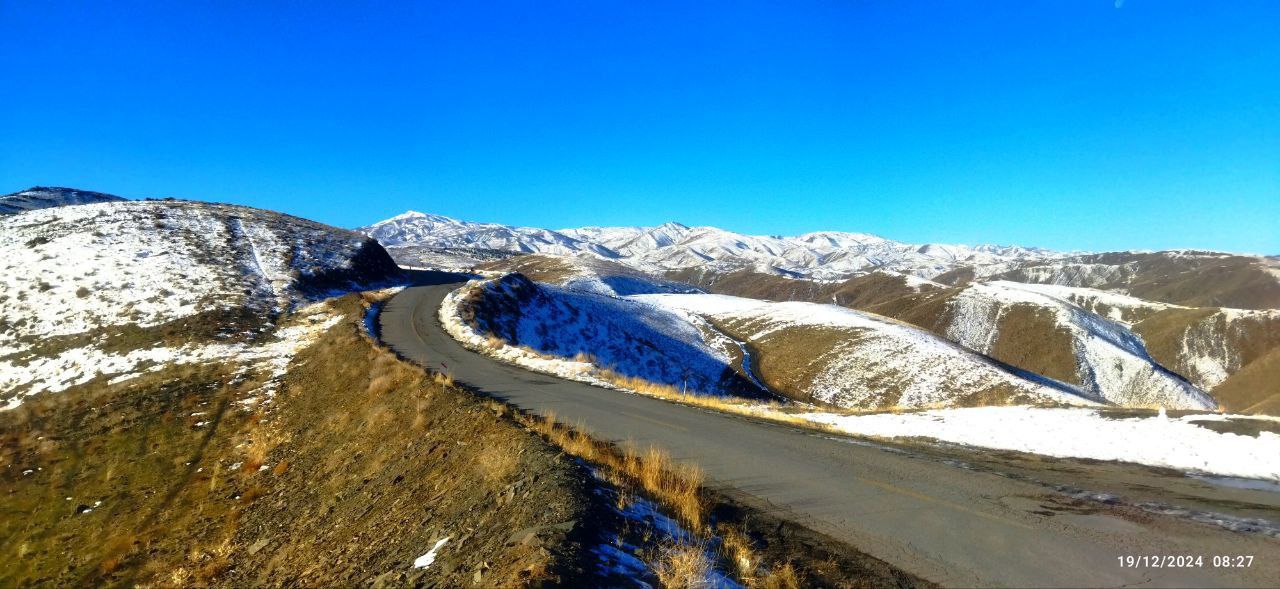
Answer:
[988,283,1279,412]
[442,274,759,397]
[360,211,1065,281]
[631,293,1102,410]
[984,251,1280,310]
[942,281,1216,409]
[0,186,126,215]
[674,266,1262,412]
[0,200,401,408]
[466,256,1218,410]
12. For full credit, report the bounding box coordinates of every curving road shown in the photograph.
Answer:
[381,276,1280,588]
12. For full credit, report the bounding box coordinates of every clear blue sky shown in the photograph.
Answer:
[2,2,1277,253]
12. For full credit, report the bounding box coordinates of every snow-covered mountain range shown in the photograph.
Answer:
[361,211,1064,280]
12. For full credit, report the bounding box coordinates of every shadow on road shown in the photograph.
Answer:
[400,269,475,286]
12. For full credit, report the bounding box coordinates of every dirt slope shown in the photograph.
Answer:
[0,296,596,587]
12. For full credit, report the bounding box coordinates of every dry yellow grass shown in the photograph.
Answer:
[757,562,801,589]
[432,371,455,386]
[358,289,400,305]
[476,443,520,482]
[719,525,757,581]
[513,409,707,531]
[242,413,289,473]
[365,374,397,396]
[594,369,831,432]
[484,333,506,349]
[654,541,713,588]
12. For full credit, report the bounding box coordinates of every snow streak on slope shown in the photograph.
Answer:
[944,282,1216,410]
[632,294,1100,410]
[995,282,1185,325]
[0,200,399,408]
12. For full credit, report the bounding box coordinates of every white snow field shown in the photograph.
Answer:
[799,406,1280,482]
[0,199,399,409]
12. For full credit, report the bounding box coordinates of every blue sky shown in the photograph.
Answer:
[2,2,1277,253]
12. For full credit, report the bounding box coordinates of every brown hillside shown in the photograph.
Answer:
[665,268,824,301]
[989,305,1080,385]
[1211,347,1280,414]
[1131,308,1219,377]
[826,272,943,310]
[0,296,595,587]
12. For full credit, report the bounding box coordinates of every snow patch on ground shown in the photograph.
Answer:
[800,406,1280,482]
[873,269,945,291]
[589,469,742,588]
[412,536,450,569]
[1,304,342,410]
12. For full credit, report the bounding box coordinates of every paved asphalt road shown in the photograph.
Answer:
[381,277,1280,588]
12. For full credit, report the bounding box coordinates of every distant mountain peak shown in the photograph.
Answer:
[387,210,431,221]
[1,186,127,216]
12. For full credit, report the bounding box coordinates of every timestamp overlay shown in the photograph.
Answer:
[1117,555,1255,569]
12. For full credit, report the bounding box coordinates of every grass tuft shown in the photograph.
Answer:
[719,525,757,582]
[653,541,713,588]
[757,562,801,589]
